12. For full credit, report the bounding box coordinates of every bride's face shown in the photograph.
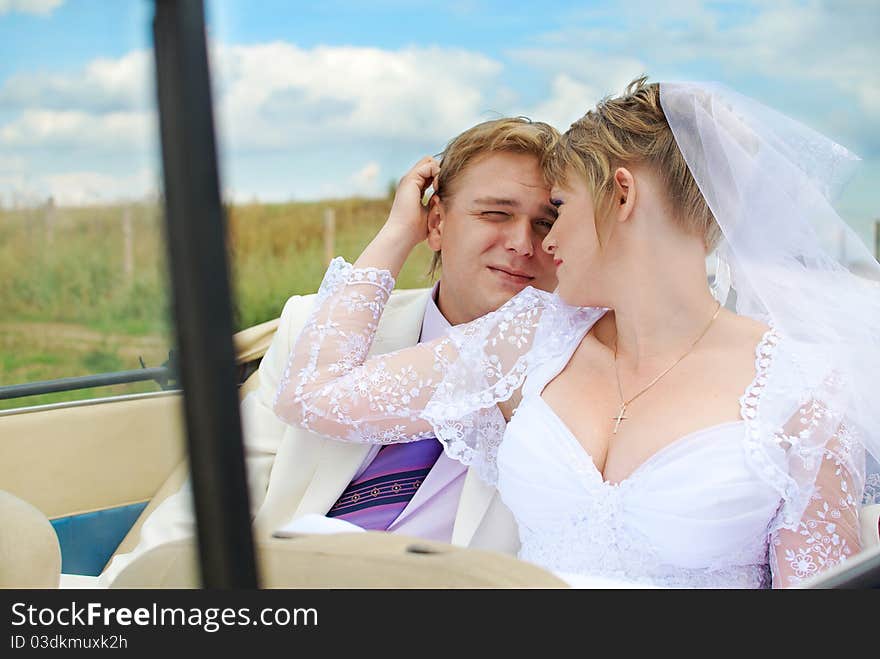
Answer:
[542,175,608,307]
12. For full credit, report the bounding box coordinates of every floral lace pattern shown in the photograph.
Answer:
[274,256,604,478]
[767,420,864,586]
[864,470,880,506]
[274,257,868,588]
[275,257,438,442]
[423,289,603,485]
[737,329,865,587]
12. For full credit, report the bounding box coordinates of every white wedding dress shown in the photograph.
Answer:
[274,258,867,588]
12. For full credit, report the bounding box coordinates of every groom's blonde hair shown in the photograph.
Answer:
[545,76,721,251]
[428,117,559,277]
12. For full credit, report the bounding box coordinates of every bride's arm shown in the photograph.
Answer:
[271,255,586,444]
[272,256,597,490]
[272,156,446,443]
[768,416,864,588]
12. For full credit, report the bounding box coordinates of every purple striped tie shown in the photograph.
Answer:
[326,439,443,530]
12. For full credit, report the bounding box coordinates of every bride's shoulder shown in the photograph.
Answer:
[715,310,772,349]
[703,311,776,376]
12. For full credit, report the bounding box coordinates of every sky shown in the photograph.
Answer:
[1,0,878,244]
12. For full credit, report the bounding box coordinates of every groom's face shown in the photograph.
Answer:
[428,152,559,325]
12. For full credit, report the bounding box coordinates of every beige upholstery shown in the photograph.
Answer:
[104,365,263,569]
[0,491,62,588]
[109,533,567,589]
[861,503,880,548]
[111,461,190,559]
[113,320,268,536]
[796,541,880,588]
[237,367,261,401]
[0,317,276,582]
[0,318,273,527]
[108,500,880,588]
[0,393,186,520]
[234,317,280,366]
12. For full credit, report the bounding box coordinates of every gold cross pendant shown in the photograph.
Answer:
[612,404,627,435]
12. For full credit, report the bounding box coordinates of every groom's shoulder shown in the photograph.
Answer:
[282,288,431,308]
[276,286,432,336]
[387,286,433,310]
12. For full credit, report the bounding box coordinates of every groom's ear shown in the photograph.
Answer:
[426,195,444,252]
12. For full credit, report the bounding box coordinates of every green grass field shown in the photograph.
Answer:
[0,198,435,410]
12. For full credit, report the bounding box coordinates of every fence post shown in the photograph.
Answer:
[123,207,134,284]
[324,207,336,265]
[44,196,55,248]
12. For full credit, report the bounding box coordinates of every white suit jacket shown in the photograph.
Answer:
[102,288,519,585]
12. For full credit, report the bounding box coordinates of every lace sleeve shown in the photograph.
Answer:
[768,419,864,588]
[273,257,606,485]
[741,334,867,587]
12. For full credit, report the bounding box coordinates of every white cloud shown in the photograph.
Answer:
[0,0,63,16]
[0,109,153,150]
[509,0,880,152]
[525,74,602,131]
[680,1,879,112]
[0,153,27,173]
[507,49,648,131]
[0,167,157,207]
[0,50,155,152]
[210,41,504,150]
[0,41,505,153]
[2,3,875,209]
[0,50,152,112]
[0,40,510,203]
[40,168,156,206]
[510,48,648,130]
[350,161,381,196]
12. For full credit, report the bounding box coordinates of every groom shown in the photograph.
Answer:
[100,117,560,584]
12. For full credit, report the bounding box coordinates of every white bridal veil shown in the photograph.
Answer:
[660,82,880,516]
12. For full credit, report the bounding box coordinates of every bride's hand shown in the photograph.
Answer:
[384,155,440,248]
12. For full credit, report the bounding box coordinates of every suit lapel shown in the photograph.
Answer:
[451,466,497,546]
[369,288,430,354]
[292,442,374,517]
[288,288,431,519]
[389,453,464,529]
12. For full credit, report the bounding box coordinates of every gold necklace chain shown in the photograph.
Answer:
[611,301,722,435]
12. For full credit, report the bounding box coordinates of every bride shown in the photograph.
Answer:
[273,77,879,588]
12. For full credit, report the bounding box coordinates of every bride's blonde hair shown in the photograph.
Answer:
[545,76,721,250]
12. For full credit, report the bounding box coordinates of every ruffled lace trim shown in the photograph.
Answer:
[319,256,396,298]
[741,324,866,536]
[740,326,801,518]
[423,289,606,486]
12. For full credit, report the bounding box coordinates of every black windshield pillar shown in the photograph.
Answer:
[152,0,258,588]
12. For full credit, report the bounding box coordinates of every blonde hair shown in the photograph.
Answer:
[429,117,559,277]
[544,76,720,250]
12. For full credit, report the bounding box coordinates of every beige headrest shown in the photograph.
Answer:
[0,491,61,588]
[233,317,280,365]
[110,532,567,588]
